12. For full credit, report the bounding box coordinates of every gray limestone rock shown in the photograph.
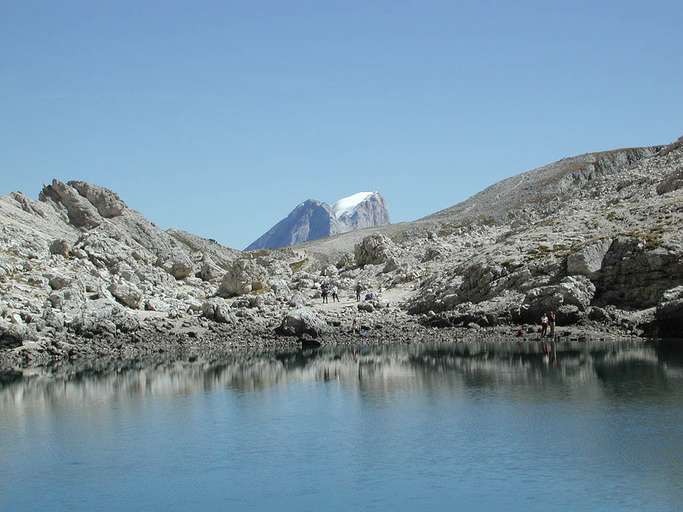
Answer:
[217,258,269,297]
[67,181,126,218]
[354,234,398,267]
[201,298,236,324]
[521,276,595,322]
[108,280,143,309]
[566,238,612,276]
[39,179,102,229]
[49,239,72,257]
[275,307,330,338]
[656,168,683,195]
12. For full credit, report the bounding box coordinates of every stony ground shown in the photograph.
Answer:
[1,136,682,369]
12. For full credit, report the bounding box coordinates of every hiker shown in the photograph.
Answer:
[540,313,549,337]
[548,310,556,338]
[352,318,358,334]
[331,285,339,303]
[355,283,362,301]
[321,284,329,304]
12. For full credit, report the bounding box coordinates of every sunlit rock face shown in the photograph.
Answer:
[246,192,390,250]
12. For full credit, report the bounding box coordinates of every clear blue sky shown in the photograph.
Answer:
[2,1,681,249]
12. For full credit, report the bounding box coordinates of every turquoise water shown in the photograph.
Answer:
[1,344,682,511]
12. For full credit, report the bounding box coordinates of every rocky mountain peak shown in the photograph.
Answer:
[246,192,390,250]
[334,191,390,233]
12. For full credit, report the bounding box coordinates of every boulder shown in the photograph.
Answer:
[354,234,398,266]
[197,259,223,282]
[556,305,582,325]
[288,292,307,308]
[144,297,171,312]
[656,168,683,195]
[521,275,595,322]
[108,281,143,309]
[201,298,236,324]
[358,302,375,313]
[336,253,354,270]
[275,307,330,338]
[217,258,269,297]
[269,278,291,297]
[49,239,72,257]
[0,319,27,348]
[321,265,338,277]
[566,238,612,276]
[587,306,612,323]
[159,251,194,280]
[45,272,71,291]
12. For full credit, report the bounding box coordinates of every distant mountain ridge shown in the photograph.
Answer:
[246,192,389,250]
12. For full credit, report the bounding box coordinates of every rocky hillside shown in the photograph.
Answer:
[1,136,682,369]
[246,192,389,250]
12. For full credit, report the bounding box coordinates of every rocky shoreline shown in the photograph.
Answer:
[2,137,682,371]
[0,311,655,371]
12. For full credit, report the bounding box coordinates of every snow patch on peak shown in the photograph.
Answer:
[332,192,375,218]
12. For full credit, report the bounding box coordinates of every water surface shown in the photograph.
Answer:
[1,343,682,511]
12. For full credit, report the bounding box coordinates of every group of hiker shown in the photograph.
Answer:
[321,282,378,304]
[320,283,340,304]
[540,310,556,337]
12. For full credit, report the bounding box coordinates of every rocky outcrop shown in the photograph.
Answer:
[653,286,683,338]
[67,181,126,218]
[566,238,612,276]
[595,237,683,308]
[39,179,102,229]
[217,258,269,297]
[354,234,397,267]
[109,280,144,309]
[520,276,595,323]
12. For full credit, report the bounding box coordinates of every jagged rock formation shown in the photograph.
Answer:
[246,192,389,250]
[0,179,245,354]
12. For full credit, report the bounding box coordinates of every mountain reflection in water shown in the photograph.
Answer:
[2,342,683,512]
[3,342,682,413]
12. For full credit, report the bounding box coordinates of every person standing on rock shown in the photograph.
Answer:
[355,283,362,302]
[548,311,556,338]
[540,313,549,337]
